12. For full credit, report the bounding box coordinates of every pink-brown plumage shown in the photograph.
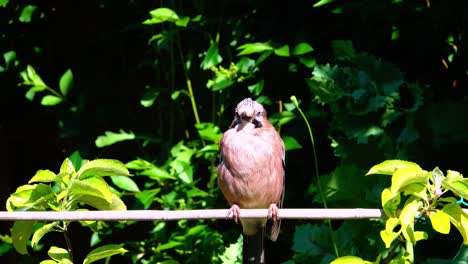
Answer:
[217,98,285,263]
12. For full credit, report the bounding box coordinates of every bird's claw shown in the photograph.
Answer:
[228,204,241,223]
[268,203,279,221]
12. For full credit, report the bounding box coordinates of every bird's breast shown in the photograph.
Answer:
[218,127,283,208]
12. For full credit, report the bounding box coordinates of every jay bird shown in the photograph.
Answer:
[217,98,285,264]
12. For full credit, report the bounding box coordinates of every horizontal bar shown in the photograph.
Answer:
[1,208,466,221]
[0,209,386,221]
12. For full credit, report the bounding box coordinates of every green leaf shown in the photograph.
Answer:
[195,123,222,142]
[29,170,57,183]
[95,130,136,148]
[330,256,368,264]
[140,167,176,181]
[59,69,73,96]
[442,170,468,198]
[12,220,35,254]
[402,183,427,200]
[390,167,428,193]
[32,222,59,249]
[293,43,314,56]
[237,42,273,56]
[442,204,468,244]
[0,0,9,8]
[380,217,401,248]
[110,176,140,192]
[400,197,422,244]
[381,188,400,217]
[247,80,264,96]
[140,88,160,107]
[8,184,54,210]
[291,224,328,255]
[83,244,127,264]
[429,211,451,234]
[175,16,190,27]
[170,160,193,184]
[40,260,59,264]
[201,43,222,70]
[268,111,296,126]
[70,177,113,203]
[143,8,179,24]
[75,193,126,211]
[219,235,242,264]
[19,5,37,23]
[299,57,316,68]
[366,160,422,176]
[313,0,335,8]
[48,246,70,262]
[282,136,303,151]
[77,159,131,179]
[41,95,63,106]
[274,45,290,57]
[135,189,159,209]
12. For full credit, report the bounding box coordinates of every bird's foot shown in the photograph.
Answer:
[268,203,279,221]
[228,204,240,223]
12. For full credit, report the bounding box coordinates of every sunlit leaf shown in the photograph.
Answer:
[293,43,314,56]
[95,130,136,148]
[70,177,113,203]
[381,217,401,248]
[41,95,63,106]
[442,204,468,244]
[135,189,159,209]
[282,136,303,151]
[219,235,242,264]
[429,211,451,234]
[299,57,316,68]
[48,246,70,262]
[201,43,222,70]
[77,159,131,179]
[195,123,222,142]
[442,170,468,198]
[32,222,59,249]
[247,80,264,96]
[19,5,37,23]
[366,160,422,176]
[274,45,290,57]
[110,176,140,192]
[83,244,127,264]
[400,197,422,244]
[143,8,179,24]
[75,193,126,211]
[59,69,73,96]
[12,220,35,254]
[390,167,428,193]
[140,167,176,181]
[381,188,400,217]
[330,256,368,264]
[313,0,335,8]
[237,42,273,56]
[140,88,160,107]
[29,169,56,183]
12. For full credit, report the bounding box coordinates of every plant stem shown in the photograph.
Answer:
[176,39,201,126]
[290,95,339,257]
[63,224,74,262]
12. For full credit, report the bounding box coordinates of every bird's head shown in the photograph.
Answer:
[231,98,267,128]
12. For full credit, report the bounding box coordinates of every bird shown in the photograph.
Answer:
[217,98,285,264]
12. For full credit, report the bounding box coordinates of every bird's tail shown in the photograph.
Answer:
[243,231,265,264]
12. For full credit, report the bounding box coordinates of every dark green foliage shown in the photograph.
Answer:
[1,0,467,263]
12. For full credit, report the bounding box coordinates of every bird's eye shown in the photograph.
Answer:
[256,111,262,117]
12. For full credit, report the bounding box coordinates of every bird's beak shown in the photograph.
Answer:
[239,111,253,123]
